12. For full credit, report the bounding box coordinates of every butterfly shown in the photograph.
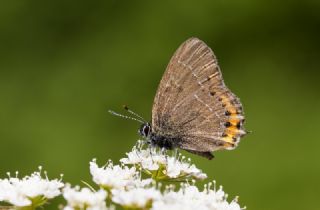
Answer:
[111,37,247,159]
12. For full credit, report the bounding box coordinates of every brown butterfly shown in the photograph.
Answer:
[111,38,247,159]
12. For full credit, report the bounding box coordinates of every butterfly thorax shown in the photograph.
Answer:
[139,122,179,150]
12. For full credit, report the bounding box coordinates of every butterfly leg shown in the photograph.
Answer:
[173,148,179,161]
[134,140,145,159]
[148,144,154,162]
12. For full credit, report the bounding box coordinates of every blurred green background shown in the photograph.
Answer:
[0,0,319,209]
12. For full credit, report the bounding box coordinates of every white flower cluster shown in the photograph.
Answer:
[63,185,113,210]
[0,141,244,210]
[90,141,241,210]
[109,182,242,210]
[90,159,152,191]
[0,167,63,207]
[90,153,243,210]
[120,140,207,181]
[152,183,242,210]
[112,187,161,209]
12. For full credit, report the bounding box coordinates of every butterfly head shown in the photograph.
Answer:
[139,122,151,138]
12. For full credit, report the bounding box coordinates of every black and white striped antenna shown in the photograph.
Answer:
[108,105,146,124]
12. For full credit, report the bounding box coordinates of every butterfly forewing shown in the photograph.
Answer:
[152,38,245,155]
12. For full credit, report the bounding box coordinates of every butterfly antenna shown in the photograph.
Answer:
[123,105,147,123]
[108,110,145,124]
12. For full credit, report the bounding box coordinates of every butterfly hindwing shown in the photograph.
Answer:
[151,38,245,156]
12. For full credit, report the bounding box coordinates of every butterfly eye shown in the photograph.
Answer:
[139,123,151,137]
[143,125,150,136]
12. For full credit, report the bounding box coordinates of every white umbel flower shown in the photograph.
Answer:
[120,141,207,181]
[62,184,113,210]
[111,187,161,209]
[0,167,64,207]
[90,159,151,191]
[152,182,243,210]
